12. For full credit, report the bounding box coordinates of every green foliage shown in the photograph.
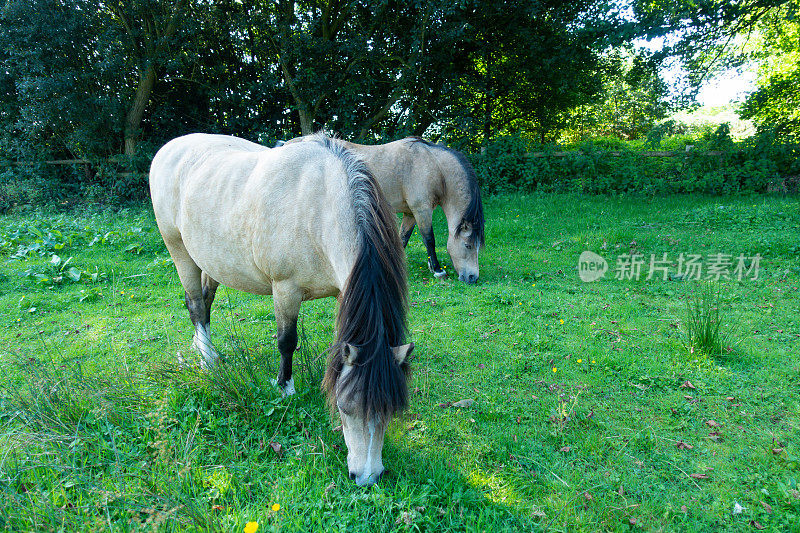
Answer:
[0,0,629,165]
[434,0,628,148]
[22,254,106,286]
[563,51,672,143]
[471,135,541,193]
[471,129,800,195]
[738,2,800,137]
[0,0,796,208]
[630,0,800,136]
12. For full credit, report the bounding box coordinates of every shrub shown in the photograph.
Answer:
[469,130,800,195]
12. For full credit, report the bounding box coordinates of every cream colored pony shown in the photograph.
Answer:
[149,133,413,486]
[283,136,485,283]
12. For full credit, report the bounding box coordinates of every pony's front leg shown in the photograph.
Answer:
[170,245,220,368]
[415,210,447,278]
[273,283,302,396]
[184,291,219,369]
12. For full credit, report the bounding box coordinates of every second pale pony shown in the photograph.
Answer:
[284,136,485,283]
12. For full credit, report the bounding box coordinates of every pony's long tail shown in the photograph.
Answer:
[319,135,410,418]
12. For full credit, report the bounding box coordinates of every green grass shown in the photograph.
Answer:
[1,194,799,531]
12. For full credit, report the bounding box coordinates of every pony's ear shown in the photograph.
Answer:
[391,342,415,366]
[459,221,473,235]
[343,343,358,365]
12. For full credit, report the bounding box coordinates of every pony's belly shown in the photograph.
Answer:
[197,261,273,296]
[188,245,340,301]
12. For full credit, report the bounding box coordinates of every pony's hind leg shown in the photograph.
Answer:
[414,209,447,278]
[399,214,416,248]
[273,282,302,396]
[201,272,219,312]
[190,271,221,367]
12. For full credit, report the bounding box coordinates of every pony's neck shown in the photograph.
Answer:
[439,167,471,234]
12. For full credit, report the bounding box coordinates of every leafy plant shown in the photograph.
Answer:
[23,254,106,286]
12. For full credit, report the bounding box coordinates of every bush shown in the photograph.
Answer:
[0,152,152,212]
[469,129,800,195]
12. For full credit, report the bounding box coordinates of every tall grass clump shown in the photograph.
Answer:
[684,282,737,356]
[159,316,327,416]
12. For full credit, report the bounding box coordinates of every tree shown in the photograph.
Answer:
[108,0,190,155]
[433,0,629,148]
[631,0,792,91]
[237,0,461,139]
[0,0,192,158]
[738,1,800,136]
[631,0,799,136]
[563,51,672,142]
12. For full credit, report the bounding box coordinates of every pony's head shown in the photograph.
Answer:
[447,219,482,284]
[327,342,413,486]
[446,152,484,284]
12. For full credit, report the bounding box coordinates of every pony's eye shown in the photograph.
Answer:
[337,400,353,416]
[465,243,473,250]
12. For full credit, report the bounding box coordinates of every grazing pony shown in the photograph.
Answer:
[149,133,413,486]
[285,136,485,283]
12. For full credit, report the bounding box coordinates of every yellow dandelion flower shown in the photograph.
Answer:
[591,360,596,364]
[577,359,582,363]
[271,503,280,512]
[244,522,259,533]
[552,367,557,373]
[559,319,564,324]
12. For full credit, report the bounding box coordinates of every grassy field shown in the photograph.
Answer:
[1,194,799,532]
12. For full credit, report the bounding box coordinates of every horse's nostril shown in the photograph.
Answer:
[467,274,478,284]
[349,471,356,481]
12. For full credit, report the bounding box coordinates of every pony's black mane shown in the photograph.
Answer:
[408,137,485,246]
[318,134,410,419]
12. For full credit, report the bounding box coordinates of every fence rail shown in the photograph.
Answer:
[10,159,91,166]
[3,149,732,167]
[3,157,147,179]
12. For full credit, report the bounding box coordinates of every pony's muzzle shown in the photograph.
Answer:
[353,468,384,487]
[459,271,478,284]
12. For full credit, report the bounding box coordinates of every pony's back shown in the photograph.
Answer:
[149,133,362,296]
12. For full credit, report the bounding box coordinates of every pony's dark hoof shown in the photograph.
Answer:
[433,270,447,279]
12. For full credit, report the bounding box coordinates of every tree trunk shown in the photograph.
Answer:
[482,48,493,147]
[355,90,403,142]
[297,107,314,135]
[279,58,314,135]
[413,119,434,137]
[124,63,157,156]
